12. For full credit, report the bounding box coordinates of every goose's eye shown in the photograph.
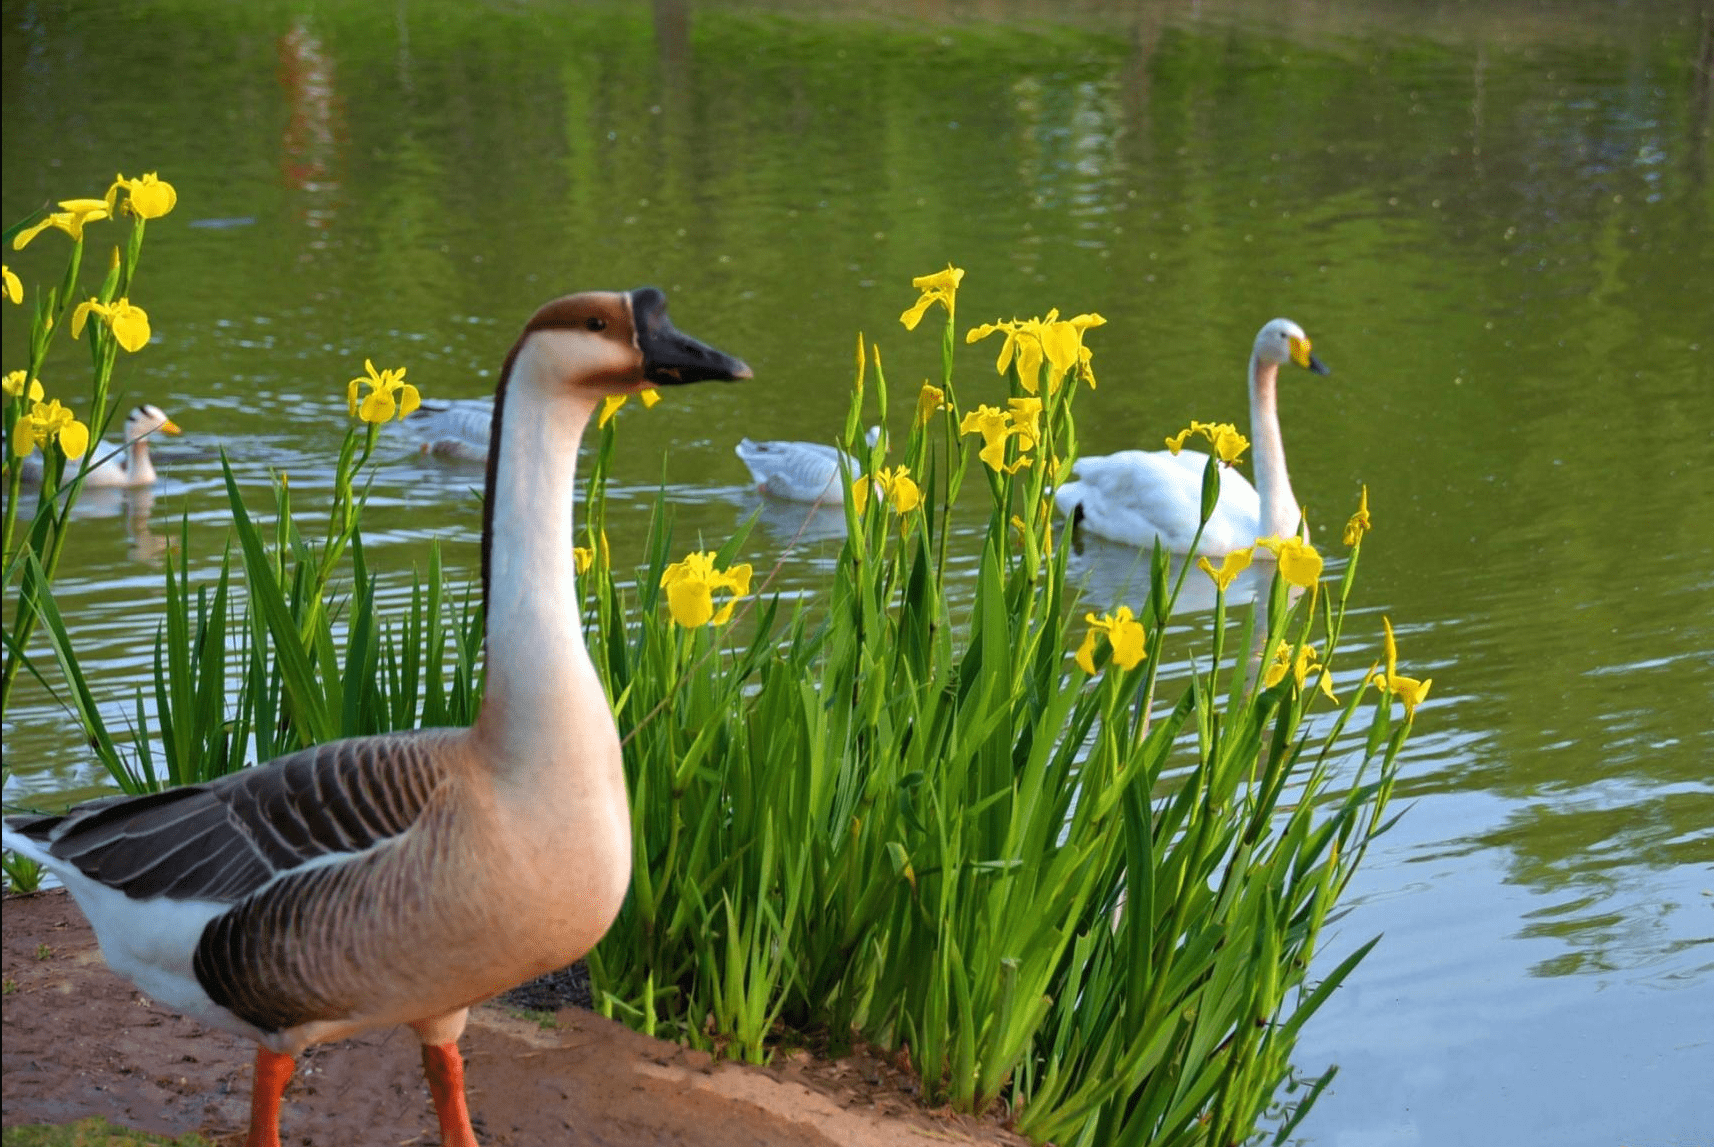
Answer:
[585,317,607,332]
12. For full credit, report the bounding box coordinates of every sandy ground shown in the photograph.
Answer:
[2,890,1030,1147]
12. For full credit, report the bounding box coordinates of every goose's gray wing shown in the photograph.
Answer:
[8,729,454,904]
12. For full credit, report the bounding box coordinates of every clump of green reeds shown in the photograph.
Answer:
[580,269,1413,1144]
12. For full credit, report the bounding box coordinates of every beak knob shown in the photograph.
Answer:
[630,288,752,385]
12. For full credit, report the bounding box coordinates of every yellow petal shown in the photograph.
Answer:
[712,562,753,597]
[127,175,177,219]
[1108,617,1147,670]
[639,387,662,409]
[1,265,20,304]
[889,474,921,513]
[598,394,627,428]
[11,417,37,457]
[359,390,396,423]
[108,301,151,352]
[915,383,945,426]
[1382,617,1398,683]
[1075,630,1099,675]
[910,265,964,294]
[11,217,57,250]
[1039,321,1081,384]
[666,578,714,627]
[1014,335,1043,394]
[397,384,421,420]
[71,300,98,339]
[899,294,935,331]
[58,419,89,459]
[573,546,594,575]
[851,479,870,515]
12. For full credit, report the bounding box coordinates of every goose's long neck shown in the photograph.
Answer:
[474,343,605,775]
[125,435,155,484]
[1248,353,1301,540]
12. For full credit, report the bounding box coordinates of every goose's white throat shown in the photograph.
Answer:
[477,339,609,777]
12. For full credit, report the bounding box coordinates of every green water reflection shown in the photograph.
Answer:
[3,1,1710,1143]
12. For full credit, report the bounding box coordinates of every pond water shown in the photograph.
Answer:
[3,1,1711,1143]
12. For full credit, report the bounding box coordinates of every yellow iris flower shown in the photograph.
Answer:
[1006,396,1043,451]
[1165,420,1250,465]
[877,466,921,513]
[347,360,420,424]
[12,200,110,249]
[70,297,151,353]
[1370,617,1432,719]
[915,383,946,426]
[899,265,964,330]
[3,371,44,403]
[966,310,1105,394]
[852,466,921,516]
[1257,535,1323,589]
[1344,485,1371,547]
[1196,545,1255,592]
[1263,641,1340,704]
[660,551,753,628]
[2,265,20,305]
[10,398,89,460]
[597,387,662,428]
[105,172,178,220]
[1075,606,1148,675]
[573,546,594,575]
[959,404,1031,474]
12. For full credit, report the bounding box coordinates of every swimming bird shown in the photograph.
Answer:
[2,288,750,1147]
[735,425,882,503]
[1055,318,1329,554]
[406,397,492,462]
[20,403,181,487]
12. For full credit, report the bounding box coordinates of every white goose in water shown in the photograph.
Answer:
[735,425,882,503]
[406,396,493,462]
[1055,318,1330,555]
[20,403,181,487]
[2,288,751,1147]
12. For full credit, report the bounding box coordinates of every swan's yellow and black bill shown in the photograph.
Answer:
[629,287,752,385]
[1289,335,1331,376]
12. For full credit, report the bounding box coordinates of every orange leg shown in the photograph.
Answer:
[421,1040,480,1147]
[245,1046,296,1147]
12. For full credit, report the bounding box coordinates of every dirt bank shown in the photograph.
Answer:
[2,890,1029,1147]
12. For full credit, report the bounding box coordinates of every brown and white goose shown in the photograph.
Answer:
[2,288,750,1147]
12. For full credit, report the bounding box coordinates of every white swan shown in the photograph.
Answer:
[735,425,882,503]
[406,397,492,462]
[3,288,750,1147]
[21,403,181,487]
[1055,318,1329,554]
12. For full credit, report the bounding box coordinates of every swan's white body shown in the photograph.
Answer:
[3,289,750,1147]
[407,397,492,462]
[735,426,881,503]
[20,404,181,488]
[1055,318,1328,555]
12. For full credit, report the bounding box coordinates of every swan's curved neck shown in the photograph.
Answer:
[1248,353,1301,541]
[473,340,605,772]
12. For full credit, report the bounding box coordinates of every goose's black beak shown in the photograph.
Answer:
[1306,354,1331,376]
[630,287,752,385]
